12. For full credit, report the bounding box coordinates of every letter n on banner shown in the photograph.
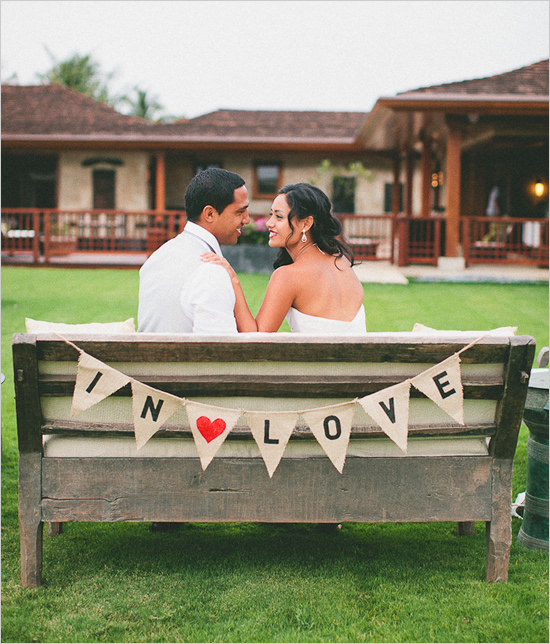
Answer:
[244,411,299,478]
[359,381,411,452]
[411,354,464,425]
[301,402,355,473]
[71,352,131,416]
[131,381,184,450]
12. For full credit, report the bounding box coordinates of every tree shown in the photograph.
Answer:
[121,86,165,121]
[37,47,120,107]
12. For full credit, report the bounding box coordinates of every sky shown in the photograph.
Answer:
[1,0,548,119]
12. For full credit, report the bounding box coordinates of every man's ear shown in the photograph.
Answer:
[199,206,219,225]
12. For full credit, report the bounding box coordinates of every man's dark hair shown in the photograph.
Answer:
[185,168,245,222]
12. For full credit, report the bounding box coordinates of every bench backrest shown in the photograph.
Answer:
[13,332,535,461]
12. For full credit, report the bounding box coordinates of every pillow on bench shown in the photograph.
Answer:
[25,318,136,333]
[412,323,517,336]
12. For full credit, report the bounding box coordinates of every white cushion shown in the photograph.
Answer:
[412,323,517,336]
[25,318,136,333]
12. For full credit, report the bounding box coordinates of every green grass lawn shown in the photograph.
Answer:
[1,266,548,643]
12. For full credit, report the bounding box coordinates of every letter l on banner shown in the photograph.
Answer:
[244,411,299,478]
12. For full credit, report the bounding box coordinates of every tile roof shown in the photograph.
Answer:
[173,109,368,141]
[398,59,549,97]
[1,84,368,143]
[1,84,154,136]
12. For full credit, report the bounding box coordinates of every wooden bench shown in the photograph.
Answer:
[13,332,535,588]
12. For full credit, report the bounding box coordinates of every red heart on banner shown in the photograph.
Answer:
[196,416,227,443]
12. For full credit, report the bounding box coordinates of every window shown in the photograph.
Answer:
[254,163,282,198]
[384,182,404,213]
[332,177,356,214]
[93,169,116,209]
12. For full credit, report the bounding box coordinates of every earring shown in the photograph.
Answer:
[301,229,307,243]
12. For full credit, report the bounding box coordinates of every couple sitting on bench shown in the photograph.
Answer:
[138,169,366,337]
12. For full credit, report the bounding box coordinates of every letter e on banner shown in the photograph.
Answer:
[411,354,464,425]
[71,352,131,416]
[302,403,355,473]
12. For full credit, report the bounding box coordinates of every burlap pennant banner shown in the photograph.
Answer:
[57,334,485,474]
[71,351,131,416]
[131,381,184,449]
[358,380,411,452]
[244,411,300,478]
[301,402,356,473]
[185,401,243,470]
[411,353,465,425]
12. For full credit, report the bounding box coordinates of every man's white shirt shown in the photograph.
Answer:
[138,221,238,333]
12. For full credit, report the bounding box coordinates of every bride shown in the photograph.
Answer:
[201,182,366,334]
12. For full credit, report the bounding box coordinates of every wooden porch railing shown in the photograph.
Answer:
[462,216,549,268]
[2,208,548,268]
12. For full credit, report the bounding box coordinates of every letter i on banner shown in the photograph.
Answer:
[359,381,411,452]
[301,402,355,473]
[71,352,131,416]
[186,401,242,470]
[411,354,464,425]
[131,381,184,450]
[244,411,299,478]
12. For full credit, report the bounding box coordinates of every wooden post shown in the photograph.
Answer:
[445,125,462,257]
[421,139,432,217]
[392,157,401,215]
[13,336,44,588]
[155,152,166,214]
[32,210,41,263]
[404,152,414,217]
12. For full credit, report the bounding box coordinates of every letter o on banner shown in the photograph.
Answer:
[323,415,342,440]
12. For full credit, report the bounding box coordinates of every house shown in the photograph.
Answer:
[359,59,549,266]
[2,59,548,266]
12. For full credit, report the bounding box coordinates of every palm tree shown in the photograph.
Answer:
[121,86,165,121]
[37,47,120,107]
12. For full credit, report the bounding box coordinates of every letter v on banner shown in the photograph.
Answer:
[358,381,411,452]
[71,351,131,416]
[411,354,465,425]
[131,381,184,450]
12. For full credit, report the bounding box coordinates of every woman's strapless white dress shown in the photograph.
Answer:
[285,305,366,335]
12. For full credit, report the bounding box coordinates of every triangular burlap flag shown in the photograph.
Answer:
[71,351,131,416]
[131,381,184,450]
[359,381,411,452]
[301,402,355,473]
[411,354,464,425]
[186,401,242,470]
[244,411,299,478]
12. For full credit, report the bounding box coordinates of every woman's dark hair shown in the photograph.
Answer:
[185,168,245,222]
[273,182,355,269]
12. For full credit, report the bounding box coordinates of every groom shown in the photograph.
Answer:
[138,168,249,333]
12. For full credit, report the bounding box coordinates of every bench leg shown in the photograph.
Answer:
[485,459,513,582]
[47,522,63,536]
[18,452,43,588]
[457,521,475,536]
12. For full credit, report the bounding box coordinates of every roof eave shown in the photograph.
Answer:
[376,94,549,115]
[1,134,363,152]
